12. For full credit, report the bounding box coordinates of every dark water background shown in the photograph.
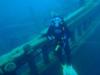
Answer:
[0,0,80,55]
[73,24,100,75]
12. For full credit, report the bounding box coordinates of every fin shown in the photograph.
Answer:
[62,64,78,75]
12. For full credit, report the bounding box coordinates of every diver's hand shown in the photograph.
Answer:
[55,44,60,52]
[47,35,55,40]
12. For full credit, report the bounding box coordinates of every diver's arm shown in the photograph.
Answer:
[46,25,55,40]
[63,24,72,39]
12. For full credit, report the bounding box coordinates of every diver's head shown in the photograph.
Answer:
[50,16,64,27]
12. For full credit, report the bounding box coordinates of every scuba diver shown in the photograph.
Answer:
[47,16,71,65]
[46,16,78,75]
[42,16,78,75]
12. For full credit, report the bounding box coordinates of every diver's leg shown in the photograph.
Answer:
[64,45,71,65]
[56,47,64,64]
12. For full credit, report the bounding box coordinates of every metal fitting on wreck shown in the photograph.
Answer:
[4,62,16,72]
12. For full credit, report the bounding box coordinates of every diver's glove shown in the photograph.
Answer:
[47,35,55,40]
